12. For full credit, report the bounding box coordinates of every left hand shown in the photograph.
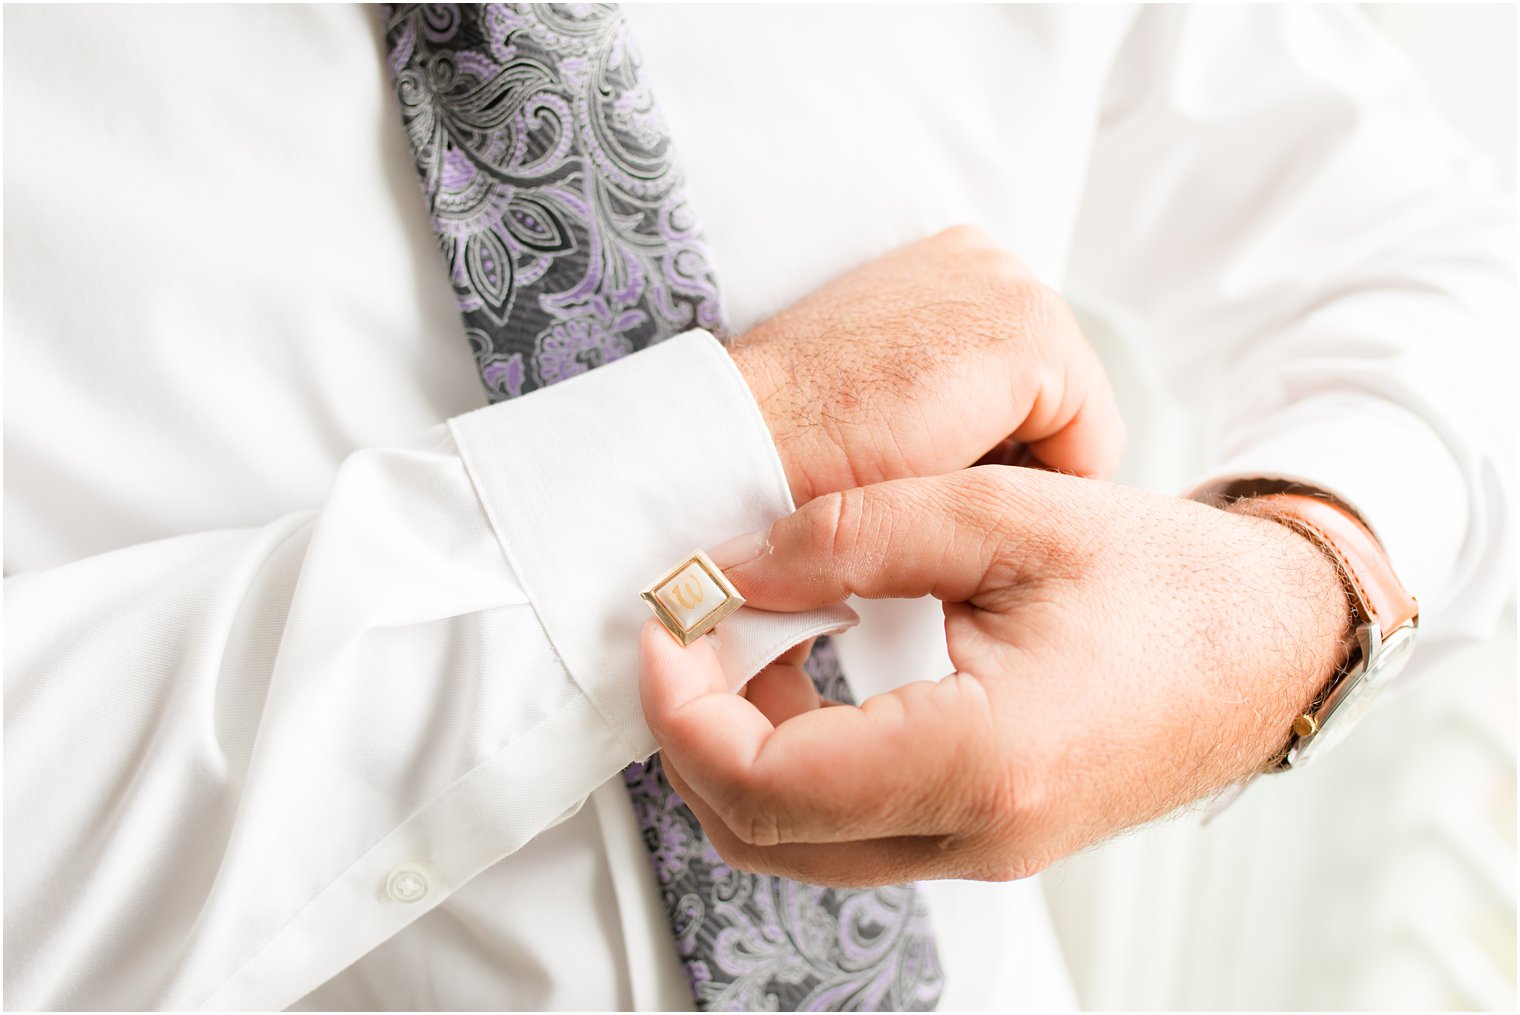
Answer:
[727,225,1125,505]
[639,467,1353,886]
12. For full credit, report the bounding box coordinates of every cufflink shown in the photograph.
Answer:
[641,549,744,646]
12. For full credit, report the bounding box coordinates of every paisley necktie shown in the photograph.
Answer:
[382,5,944,1010]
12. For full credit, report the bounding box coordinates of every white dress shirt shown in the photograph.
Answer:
[4,4,1512,1011]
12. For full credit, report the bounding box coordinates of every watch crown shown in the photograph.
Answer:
[1292,714,1319,738]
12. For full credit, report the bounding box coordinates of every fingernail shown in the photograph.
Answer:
[706,527,769,569]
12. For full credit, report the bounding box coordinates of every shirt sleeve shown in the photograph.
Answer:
[3,330,854,1012]
[1064,5,1516,648]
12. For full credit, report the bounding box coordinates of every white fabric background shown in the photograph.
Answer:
[1042,6,1518,1009]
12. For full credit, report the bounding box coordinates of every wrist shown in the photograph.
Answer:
[1239,505,1357,655]
[1222,505,1357,764]
[727,336,815,504]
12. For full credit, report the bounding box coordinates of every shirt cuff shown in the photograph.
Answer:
[1194,395,1467,622]
[450,330,858,762]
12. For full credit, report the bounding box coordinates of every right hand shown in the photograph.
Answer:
[728,225,1125,505]
[642,467,1349,887]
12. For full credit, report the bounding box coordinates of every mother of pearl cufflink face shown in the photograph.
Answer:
[641,549,745,646]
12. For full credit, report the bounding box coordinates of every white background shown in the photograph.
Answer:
[1043,5,1517,1010]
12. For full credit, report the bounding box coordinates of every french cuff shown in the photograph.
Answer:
[451,330,858,762]
[1195,397,1467,614]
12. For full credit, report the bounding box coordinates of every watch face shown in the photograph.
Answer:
[1289,624,1418,768]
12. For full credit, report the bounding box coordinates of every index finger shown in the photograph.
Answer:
[725,467,1066,613]
[639,618,1002,847]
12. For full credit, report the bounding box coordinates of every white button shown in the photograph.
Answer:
[385,864,429,904]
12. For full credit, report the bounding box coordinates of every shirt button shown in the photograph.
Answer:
[385,864,429,904]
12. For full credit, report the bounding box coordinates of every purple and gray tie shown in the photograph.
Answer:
[383,5,944,1010]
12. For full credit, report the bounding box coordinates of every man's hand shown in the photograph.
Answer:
[639,467,1353,887]
[729,226,1124,504]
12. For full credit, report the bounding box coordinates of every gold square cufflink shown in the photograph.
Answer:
[640,549,745,646]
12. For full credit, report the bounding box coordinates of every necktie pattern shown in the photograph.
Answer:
[382,6,943,1010]
[384,1,722,397]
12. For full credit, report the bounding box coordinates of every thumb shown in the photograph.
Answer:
[723,468,1034,613]
[1004,336,1127,482]
[1021,384,1127,481]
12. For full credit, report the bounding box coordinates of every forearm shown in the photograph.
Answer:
[5,332,854,1011]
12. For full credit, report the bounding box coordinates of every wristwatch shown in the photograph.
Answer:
[1189,475,1420,771]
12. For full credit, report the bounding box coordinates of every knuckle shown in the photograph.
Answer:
[834,483,906,564]
[706,837,800,884]
[958,740,1022,838]
[959,468,1094,580]
[952,466,1014,512]
[1010,277,1062,334]
[985,853,1050,883]
[979,246,1036,294]
[723,792,781,848]
[708,834,766,874]
[801,489,852,559]
[947,468,1021,541]
[951,709,1056,857]
[965,264,1061,356]
[937,222,992,249]
[962,778,1055,884]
